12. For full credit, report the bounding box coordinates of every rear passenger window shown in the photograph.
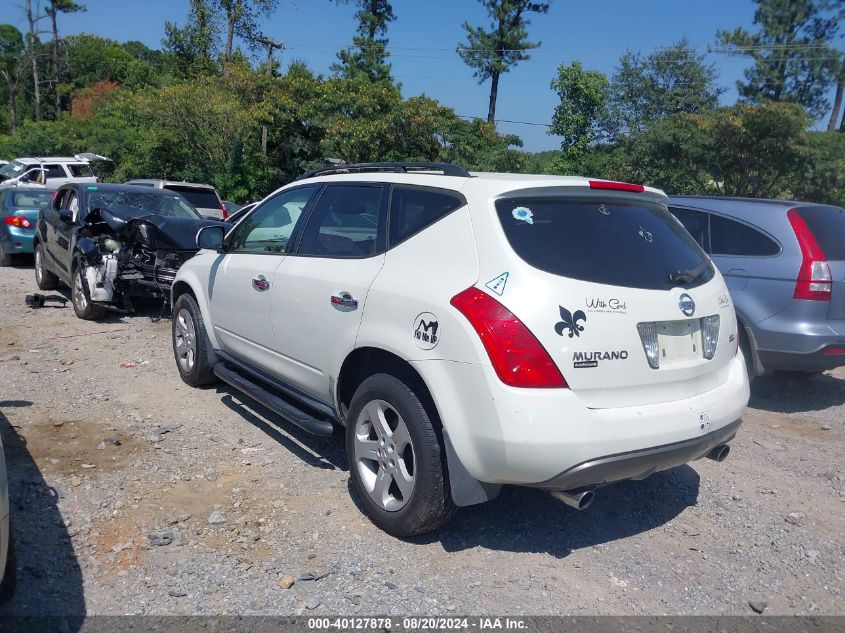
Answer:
[43,164,65,179]
[669,207,707,249]
[710,215,779,256]
[297,185,385,258]
[389,186,465,246]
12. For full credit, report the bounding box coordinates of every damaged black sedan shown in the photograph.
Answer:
[34,183,226,320]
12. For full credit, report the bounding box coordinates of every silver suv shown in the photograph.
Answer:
[124,179,226,219]
[669,196,845,377]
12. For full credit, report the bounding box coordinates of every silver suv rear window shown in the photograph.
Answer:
[495,197,714,290]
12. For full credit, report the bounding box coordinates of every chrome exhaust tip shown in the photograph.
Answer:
[706,444,731,462]
[551,489,595,511]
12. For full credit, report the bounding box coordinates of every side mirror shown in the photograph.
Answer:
[58,209,73,223]
[196,225,225,251]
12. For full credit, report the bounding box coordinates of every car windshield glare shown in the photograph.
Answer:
[88,191,201,220]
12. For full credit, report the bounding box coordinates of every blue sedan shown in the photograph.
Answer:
[0,187,56,266]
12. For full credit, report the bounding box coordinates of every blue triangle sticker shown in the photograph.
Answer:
[485,272,509,296]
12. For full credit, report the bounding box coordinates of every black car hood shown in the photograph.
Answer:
[129,216,226,250]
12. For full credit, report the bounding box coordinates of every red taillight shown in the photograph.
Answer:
[450,287,567,388]
[4,216,32,229]
[220,203,228,220]
[823,346,845,356]
[787,209,831,302]
[588,180,645,193]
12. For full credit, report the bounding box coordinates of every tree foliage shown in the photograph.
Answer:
[332,0,396,85]
[457,0,550,123]
[603,38,723,140]
[548,61,608,165]
[718,0,841,119]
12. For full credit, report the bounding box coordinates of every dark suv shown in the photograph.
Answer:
[669,196,845,377]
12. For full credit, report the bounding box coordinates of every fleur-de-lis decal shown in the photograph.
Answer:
[555,306,587,338]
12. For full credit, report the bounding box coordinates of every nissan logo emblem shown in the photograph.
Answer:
[679,293,696,317]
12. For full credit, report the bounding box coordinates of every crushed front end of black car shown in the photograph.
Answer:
[76,207,222,312]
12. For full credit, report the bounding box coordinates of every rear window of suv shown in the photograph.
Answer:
[165,186,220,210]
[795,205,845,260]
[495,196,714,290]
[69,163,94,177]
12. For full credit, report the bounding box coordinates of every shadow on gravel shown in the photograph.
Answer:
[427,465,700,557]
[218,390,346,471]
[0,409,85,624]
[750,371,845,413]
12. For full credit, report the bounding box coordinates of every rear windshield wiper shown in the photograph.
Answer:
[668,261,710,285]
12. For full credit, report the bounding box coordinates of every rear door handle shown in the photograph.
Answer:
[330,293,358,310]
[252,275,270,291]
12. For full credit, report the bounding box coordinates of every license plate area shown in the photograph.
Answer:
[657,319,703,366]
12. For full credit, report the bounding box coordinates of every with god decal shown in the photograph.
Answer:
[585,297,627,315]
[413,312,440,350]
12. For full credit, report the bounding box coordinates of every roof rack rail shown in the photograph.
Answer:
[296,161,471,181]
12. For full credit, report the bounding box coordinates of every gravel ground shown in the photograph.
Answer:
[0,261,842,617]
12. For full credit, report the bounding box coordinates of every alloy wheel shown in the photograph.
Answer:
[353,399,416,512]
[174,308,197,373]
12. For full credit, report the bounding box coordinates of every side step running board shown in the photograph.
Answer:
[214,363,334,437]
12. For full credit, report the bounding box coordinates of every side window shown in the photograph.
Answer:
[43,164,65,179]
[669,207,708,249]
[297,185,385,258]
[228,186,317,254]
[710,215,779,256]
[67,192,79,222]
[389,186,465,247]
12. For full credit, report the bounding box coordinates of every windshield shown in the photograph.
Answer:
[12,190,55,208]
[495,196,714,290]
[89,190,201,220]
[0,161,30,179]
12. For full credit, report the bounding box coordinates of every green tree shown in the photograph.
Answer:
[604,38,722,139]
[63,35,159,92]
[332,0,396,84]
[46,0,86,117]
[212,0,278,73]
[0,25,26,133]
[457,0,551,123]
[548,61,608,165]
[717,0,840,119]
[163,0,221,77]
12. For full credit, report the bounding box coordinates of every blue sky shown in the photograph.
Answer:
[10,0,842,151]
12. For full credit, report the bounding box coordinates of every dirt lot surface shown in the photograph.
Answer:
[0,261,842,617]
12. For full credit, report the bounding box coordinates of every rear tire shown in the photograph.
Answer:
[172,293,217,387]
[34,243,58,290]
[738,327,755,383]
[0,246,11,267]
[346,373,455,538]
[71,264,105,321]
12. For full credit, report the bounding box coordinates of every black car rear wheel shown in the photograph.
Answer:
[34,243,58,290]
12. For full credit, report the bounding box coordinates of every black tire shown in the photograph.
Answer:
[0,246,11,267]
[34,242,58,290]
[71,264,106,321]
[738,327,755,384]
[0,518,16,603]
[172,293,217,387]
[346,373,456,537]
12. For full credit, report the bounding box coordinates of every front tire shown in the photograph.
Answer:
[71,265,105,320]
[172,293,217,387]
[346,373,455,537]
[34,243,58,290]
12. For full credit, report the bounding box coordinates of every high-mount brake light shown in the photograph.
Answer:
[787,209,831,301]
[450,287,567,388]
[588,180,645,193]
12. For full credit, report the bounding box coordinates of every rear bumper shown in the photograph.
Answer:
[0,228,35,254]
[415,354,749,486]
[537,419,740,490]
[757,345,845,373]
